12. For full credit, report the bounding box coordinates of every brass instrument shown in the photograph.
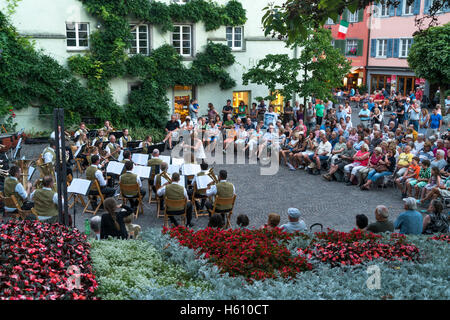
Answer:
[15,159,34,188]
[161,171,172,184]
[35,162,57,191]
[0,166,9,177]
[207,168,219,185]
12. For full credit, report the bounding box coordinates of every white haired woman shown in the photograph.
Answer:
[344,143,370,186]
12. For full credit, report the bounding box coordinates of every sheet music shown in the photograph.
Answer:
[68,179,92,195]
[132,153,149,166]
[167,165,181,175]
[196,175,213,189]
[132,165,151,179]
[106,161,125,175]
[159,155,171,164]
[171,157,184,166]
[117,150,124,162]
[74,145,83,158]
[28,167,36,181]
[182,164,201,176]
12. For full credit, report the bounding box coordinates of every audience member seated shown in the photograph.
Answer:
[100,197,134,239]
[422,200,449,234]
[280,208,307,233]
[263,213,281,230]
[366,205,394,233]
[236,214,250,230]
[208,213,225,229]
[394,197,423,235]
[355,214,369,230]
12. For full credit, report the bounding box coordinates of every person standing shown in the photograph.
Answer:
[257,100,267,123]
[305,102,316,133]
[428,108,442,138]
[222,99,233,122]
[237,100,248,123]
[207,103,219,123]
[189,99,199,125]
[283,101,294,125]
[358,104,371,128]
[314,99,325,126]
[408,102,421,132]
[264,105,278,129]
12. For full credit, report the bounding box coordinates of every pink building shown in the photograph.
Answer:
[367,0,450,97]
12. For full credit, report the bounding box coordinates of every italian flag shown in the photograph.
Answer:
[337,20,349,39]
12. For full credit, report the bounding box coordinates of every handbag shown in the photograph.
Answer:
[375,164,388,173]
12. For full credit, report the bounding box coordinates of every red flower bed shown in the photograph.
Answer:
[298,229,420,267]
[428,234,450,243]
[0,220,98,300]
[164,227,313,282]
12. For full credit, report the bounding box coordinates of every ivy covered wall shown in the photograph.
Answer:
[0,0,247,129]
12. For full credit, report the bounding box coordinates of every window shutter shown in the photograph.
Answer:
[424,0,430,14]
[389,4,396,16]
[396,0,403,16]
[335,39,345,55]
[342,9,349,21]
[387,39,393,58]
[357,39,364,56]
[358,8,364,22]
[413,0,421,15]
[393,39,400,58]
[370,39,377,57]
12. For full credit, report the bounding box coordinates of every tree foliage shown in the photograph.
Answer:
[408,23,450,105]
[243,28,351,103]
[262,0,450,45]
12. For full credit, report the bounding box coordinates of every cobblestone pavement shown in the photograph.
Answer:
[12,106,423,233]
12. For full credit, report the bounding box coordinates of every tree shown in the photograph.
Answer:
[408,23,450,106]
[242,28,351,103]
[262,0,450,45]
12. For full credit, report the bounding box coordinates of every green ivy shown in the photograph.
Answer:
[67,0,246,129]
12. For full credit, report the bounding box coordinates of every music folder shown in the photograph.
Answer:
[132,165,151,179]
[167,165,180,175]
[132,153,149,166]
[182,164,201,176]
[106,161,125,175]
[196,175,213,190]
[159,155,171,165]
[171,157,184,166]
[118,150,124,162]
[68,179,92,196]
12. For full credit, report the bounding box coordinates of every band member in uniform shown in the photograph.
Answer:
[205,170,235,221]
[119,128,132,149]
[119,160,146,209]
[157,172,194,228]
[86,155,116,209]
[154,162,168,210]
[30,175,59,223]
[74,122,88,139]
[190,161,208,210]
[106,135,121,161]
[148,149,163,194]
[92,129,108,146]
[121,150,132,164]
[103,120,115,134]
[139,136,153,154]
[43,140,57,166]
[4,165,34,213]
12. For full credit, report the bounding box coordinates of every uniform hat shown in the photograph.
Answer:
[287,208,301,219]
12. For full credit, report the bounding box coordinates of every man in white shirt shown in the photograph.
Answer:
[42,140,57,166]
[205,170,236,223]
[86,155,116,208]
[304,132,332,175]
[30,175,61,223]
[264,105,278,129]
[4,165,33,213]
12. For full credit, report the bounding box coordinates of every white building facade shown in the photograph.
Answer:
[3,0,299,131]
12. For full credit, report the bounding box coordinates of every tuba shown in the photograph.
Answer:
[207,168,219,185]
[15,159,34,188]
[35,162,57,191]
[161,171,172,184]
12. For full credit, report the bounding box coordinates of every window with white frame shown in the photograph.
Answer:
[403,1,413,14]
[226,26,243,50]
[348,10,359,22]
[130,24,149,55]
[399,38,412,58]
[378,3,390,17]
[346,39,358,56]
[173,25,192,56]
[66,22,89,49]
[376,39,387,58]
[326,17,334,24]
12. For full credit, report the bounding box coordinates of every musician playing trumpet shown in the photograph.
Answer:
[102,120,115,134]
[74,122,88,139]
[139,135,153,154]
[4,165,34,213]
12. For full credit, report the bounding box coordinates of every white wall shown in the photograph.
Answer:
[3,0,298,128]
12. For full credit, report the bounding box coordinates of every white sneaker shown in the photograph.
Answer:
[298,165,304,170]
[287,163,296,171]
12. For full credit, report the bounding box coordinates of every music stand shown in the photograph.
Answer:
[87,130,98,140]
[68,178,92,229]
[110,131,124,140]
[13,137,22,160]
[127,141,142,149]
[147,143,165,154]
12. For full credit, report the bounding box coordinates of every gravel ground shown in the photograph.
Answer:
[6,105,432,233]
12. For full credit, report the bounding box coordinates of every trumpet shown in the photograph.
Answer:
[161,171,172,184]
[207,168,219,185]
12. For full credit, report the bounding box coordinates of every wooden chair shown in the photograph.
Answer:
[2,194,36,220]
[74,158,85,176]
[83,180,105,216]
[163,197,187,228]
[119,182,144,219]
[210,194,236,228]
[192,183,209,218]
